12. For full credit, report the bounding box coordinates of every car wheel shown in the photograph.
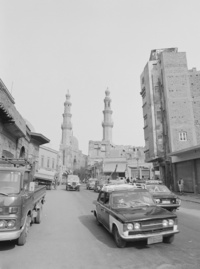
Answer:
[35,208,42,224]
[17,215,30,246]
[113,226,126,248]
[95,213,101,226]
[163,235,174,244]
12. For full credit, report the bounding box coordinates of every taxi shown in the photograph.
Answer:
[92,184,179,248]
[145,181,181,212]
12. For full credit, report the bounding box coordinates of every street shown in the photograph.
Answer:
[0,185,200,269]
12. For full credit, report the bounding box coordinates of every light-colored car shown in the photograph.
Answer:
[86,178,97,190]
[66,175,81,191]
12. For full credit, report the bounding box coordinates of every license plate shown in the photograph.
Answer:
[148,235,163,245]
[162,200,170,204]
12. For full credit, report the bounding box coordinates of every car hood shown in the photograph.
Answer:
[113,205,174,222]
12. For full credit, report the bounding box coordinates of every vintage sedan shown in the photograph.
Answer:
[66,175,81,191]
[92,184,179,248]
[145,183,181,212]
[86,178,97,190]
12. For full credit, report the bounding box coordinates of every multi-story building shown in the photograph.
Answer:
[0,78,50,174]
[140,48,200,193]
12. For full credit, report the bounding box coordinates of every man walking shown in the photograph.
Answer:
[178,178,184,194]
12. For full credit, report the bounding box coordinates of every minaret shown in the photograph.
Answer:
[61,91,73,146]
[102,89,113,142]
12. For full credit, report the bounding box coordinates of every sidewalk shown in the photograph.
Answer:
[175,192,200,204]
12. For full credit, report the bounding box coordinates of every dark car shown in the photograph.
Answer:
[92,184,179,248]
[145,183,181,212]
[94,178,107,192]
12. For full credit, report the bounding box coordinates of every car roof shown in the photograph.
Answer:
[102,184,148,193]
[145,180,163,185]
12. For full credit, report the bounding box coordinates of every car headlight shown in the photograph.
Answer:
[134,222,140,230]
[168,219,174,226]
[0,220,7,228]
[154,199,161,204]
[7,220,16,228]
[127,223,134,230]
[162,220,168,227]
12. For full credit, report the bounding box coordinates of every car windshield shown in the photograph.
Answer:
[0,171,21,194]
[111,191,155,208]
[68,177,79,182]
[146,185,170,193]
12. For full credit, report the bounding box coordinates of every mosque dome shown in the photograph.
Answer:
[71,136,79,150]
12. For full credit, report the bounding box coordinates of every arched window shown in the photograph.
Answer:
[19,146,25,158]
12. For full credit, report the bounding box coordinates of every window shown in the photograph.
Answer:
[41,156,44,167]
[179,132,187,141]
[52,158,55,169]
[47,158,50,168]
[98,192,105,203]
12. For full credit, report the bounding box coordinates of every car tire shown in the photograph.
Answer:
[35,208,42,224]
[95,213,101,226]
[17,215,30,246]
[163,235,174,244]
[113,226,126,248]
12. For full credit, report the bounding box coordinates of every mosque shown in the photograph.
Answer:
[88,90,152,179]
[57,92,87,183]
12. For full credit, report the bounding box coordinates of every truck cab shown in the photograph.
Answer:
[0,159,46,245]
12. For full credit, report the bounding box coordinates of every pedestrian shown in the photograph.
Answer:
[126,177,130,184]
[178,178,184,194]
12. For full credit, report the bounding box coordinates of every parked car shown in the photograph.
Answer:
[92,184,179,248]
[66,175,81,191]
[145,182,181,212]
[94,178,107,192]
[86,178,97,190]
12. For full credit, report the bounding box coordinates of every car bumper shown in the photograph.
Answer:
[120,227,179,241]
[0,228,23,241]
[157,204,180,210]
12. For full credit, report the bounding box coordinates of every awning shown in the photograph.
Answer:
[116,163,126,172]
[103,163,117,173]
[34,170,56,181]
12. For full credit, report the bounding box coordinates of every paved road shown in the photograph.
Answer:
[0,185,200,269]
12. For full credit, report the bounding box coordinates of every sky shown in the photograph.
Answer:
[0,0,200,155]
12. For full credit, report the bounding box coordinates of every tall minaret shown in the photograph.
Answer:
[61,91,73,146]
[102,89,113,142]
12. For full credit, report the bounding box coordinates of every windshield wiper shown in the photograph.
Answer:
[0,192,9,196]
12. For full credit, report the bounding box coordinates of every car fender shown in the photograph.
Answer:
[109,214,123,234]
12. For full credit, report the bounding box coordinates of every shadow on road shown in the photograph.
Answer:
[0,240,16,251]
[79,214,149,250]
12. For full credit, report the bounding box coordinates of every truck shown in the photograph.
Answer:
[0,158,46,246]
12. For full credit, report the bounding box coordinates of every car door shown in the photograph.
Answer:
[101,192,110,229]
[96,191,105,223]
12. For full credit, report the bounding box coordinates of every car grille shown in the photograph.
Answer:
[141,219,165,230]
[128,227,173,235]
[72,182,77,186]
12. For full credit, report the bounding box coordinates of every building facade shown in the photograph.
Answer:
[0,78,50,173]
[88,90,151,178]
[140,48,200,193]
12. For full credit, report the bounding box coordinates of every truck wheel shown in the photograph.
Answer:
[163,235,174,244]
[113,226,126,248]
[35,208,42,224]
[17,216,30,246]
